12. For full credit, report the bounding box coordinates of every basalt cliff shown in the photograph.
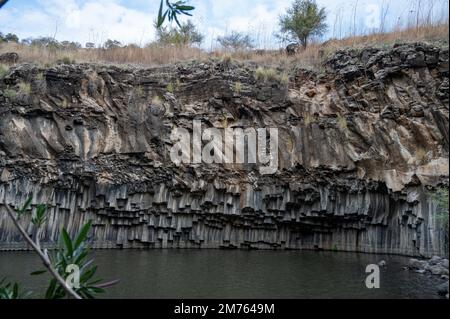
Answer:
[0,42,448,257]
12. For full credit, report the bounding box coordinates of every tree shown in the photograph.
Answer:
[156,20,203,46]
[103,39,122,49]
[217,32,254,51]
[0,32,19,43]
[4,33,18,42]
[22,36,61,48]
[278,0,327,48]
[60,40,82,50]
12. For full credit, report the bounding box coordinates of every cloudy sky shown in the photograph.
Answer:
[0,0,448,48]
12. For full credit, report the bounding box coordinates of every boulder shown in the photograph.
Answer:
[286,43,301,56]
[437,281,449,296]
[429,256,443,265]
[0,52,19,64]
[429,265,449,276]
[409,259,427,269]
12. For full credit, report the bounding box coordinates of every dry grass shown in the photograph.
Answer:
[322,22,449,50]
[0,23,448,70]
[18,81,31,95]
[3,87,16,100]
[303,113,316,126]
[234,81,243,94]
[0,42,207,66]
[416,148,429,165]
[337,114,348,131]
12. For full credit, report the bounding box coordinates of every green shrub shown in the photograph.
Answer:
[18,82,32,95]
[234,81,242,94]
[134,86,144,97]
[304,113,315,125]
[416,148,428,165]
[58,56,75,65]
[3,88,16,100]
[0,64,9,79]
[255,67,289,85]
[337,114,348,131]
[152,95,163,106]
[166,82,174,93]
[221,54,232,66]
[36,72,44,81]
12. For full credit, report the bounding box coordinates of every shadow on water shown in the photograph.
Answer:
[0,249,444,299]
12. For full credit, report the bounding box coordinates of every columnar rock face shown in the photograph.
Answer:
[0,43,448,256]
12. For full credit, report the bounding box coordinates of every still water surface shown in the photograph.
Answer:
[0,250,443,299]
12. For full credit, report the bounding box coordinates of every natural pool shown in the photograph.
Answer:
[0,249,445,299]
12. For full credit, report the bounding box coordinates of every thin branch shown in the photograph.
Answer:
[4,204,82,299]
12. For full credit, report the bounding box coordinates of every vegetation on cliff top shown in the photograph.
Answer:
[1,0,448,69]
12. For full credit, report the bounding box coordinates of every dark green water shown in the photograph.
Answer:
[0,250,444,299]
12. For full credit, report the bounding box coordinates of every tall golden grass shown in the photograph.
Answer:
[0,23,448,69]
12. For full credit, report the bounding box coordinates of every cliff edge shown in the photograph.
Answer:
[0,42,448,256]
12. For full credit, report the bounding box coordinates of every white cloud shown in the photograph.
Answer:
[1,0,158,46]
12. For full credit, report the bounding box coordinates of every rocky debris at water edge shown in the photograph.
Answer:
[408,256,449,298]
[408,256,449,276]
[0,42,448,256]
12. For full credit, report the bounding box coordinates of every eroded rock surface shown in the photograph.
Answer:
[0,43,448,256]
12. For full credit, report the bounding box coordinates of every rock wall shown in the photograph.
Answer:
[0,43,448,256]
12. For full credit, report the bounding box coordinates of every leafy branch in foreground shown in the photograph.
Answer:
[2,198,118,299]
[0,0,9,10]
[156,0,195,28]
[0,278,32,299]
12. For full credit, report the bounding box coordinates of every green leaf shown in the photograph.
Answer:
[74,248,89,265]
[74,220,92,250]
[61,228,73,257]
[175,5,194,11]
[36,204,46,219]
[45,279,57,299]
[12,283,18,298]
[156,1,195,29]
[21,290,33,299]
[173,13,181,28]
[31,203,47,227]
[88,286,105,294]
[81,265,98,283]
[17,196,32,216]
[157,0,165,28]
[30,270,47,276]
